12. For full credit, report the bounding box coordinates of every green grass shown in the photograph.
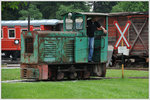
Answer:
[106,69,149,78]
[1,68,148,81]
[1,69,21,81]
[1,68,149,99]
[2,79,149,99]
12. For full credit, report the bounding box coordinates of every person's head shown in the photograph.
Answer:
[91,16,99,21]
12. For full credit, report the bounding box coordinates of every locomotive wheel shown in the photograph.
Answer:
[93,63,106,77]
[93,64,102,76]
[69,72,77,79]
[83,71,90,79]
[101,63,106,77]
[57,72,64,80]
[77,71,84,79]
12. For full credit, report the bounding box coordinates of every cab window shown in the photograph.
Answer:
[75,16,83,30]
[65,17,73,30]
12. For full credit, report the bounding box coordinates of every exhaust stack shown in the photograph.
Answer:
[28,16,30,31]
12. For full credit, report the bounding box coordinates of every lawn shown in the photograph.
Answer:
[1,68,149,81]
[1,68,149,99]
[1,68,21,81]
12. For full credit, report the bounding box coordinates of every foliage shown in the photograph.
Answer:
[2,1,149,20]
[111,1,149,12]
[1,1,27,11]
[56,4,88,19]
[2,1,28,20]
[33,2,90,19]
[93,1,117,13]
[2,79,149,99]
[32,2,59,19]
[19,4,43,20]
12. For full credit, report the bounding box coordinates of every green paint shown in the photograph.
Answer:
[39,37,74,63]
[75,37,88,63]
[21,12,108,64]
[21,31,38,64]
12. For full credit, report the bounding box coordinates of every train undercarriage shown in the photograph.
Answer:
[2,50,20,60]
[21,63,106,81]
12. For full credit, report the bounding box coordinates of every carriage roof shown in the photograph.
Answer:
[1,19,60,27]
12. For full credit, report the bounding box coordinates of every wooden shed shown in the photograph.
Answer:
[107,12,148,66]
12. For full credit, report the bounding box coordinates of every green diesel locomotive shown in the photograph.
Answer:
[21,12,108,80]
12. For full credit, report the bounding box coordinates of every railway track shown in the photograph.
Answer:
[2,59,20,64]
[107,67,149,71]
[2,76,149,83]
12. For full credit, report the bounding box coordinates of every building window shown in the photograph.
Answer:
[8,29,15,38]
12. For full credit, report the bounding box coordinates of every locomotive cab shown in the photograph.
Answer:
[63,12,108,63]
[21,12,108,80]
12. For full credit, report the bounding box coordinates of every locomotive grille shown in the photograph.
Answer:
[23,69,27,78]
[65,39,74,58]
[25,37,33,53]
[44,38,57,58]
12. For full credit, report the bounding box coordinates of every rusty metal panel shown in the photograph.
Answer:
[21,31,38,64]
[39,37,74,63]
[75,37,88,63]
[21,64,39,79]
[38,64,48,80]
[39,37,59,63]
[62,37,74,63]
[44,37,58,62]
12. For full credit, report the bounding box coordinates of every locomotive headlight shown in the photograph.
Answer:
[68,13,72,19]
[14,40,19,44]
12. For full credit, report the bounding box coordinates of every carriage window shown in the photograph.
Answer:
[8,29,15,38]
[25,37,33,53]
[1,29,3,38]
[65,18,73,30]
[21,29,28,32]
[75,17,83,29]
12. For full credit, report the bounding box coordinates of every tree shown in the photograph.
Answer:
[2,1,28,20]
[56,3,89,19]
[93,1,117,13]
[111,1,149,12]
[19,4,43,20]
[33,2,90,19]
[2,1,90,20]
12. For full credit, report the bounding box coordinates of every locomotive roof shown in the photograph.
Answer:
[1,19,60,27]
[62,12,148,17]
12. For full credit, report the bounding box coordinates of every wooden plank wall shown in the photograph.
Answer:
[108,14,148,57]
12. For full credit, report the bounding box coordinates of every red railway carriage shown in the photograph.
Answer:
[1,19,61,60]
